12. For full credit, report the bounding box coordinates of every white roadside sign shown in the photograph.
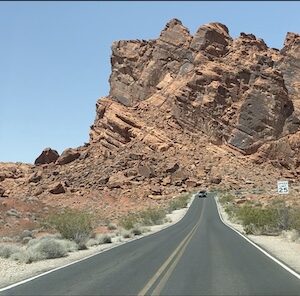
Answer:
[277,180,289,194]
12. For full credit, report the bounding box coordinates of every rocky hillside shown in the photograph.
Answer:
[0,19,299,237]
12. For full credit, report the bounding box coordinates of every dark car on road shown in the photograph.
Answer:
[197,190,207,198]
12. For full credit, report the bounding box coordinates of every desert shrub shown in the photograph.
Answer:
[60,239,78,252]
[87,234,112,247]
[139,208,167,226]
[107,223,117,230]
[168,194,191,212]
[120,229,132,239]
[224,203,237,219]
[10,250,30,263]
[96,234,112,244]
[244,223,260,235]
[131,226,143,236]
[290,208,300,232]
[219,194,235,204]
[0,243,21,259]
[45,209,93,248]
[27,238,68,262]
[236,205,279,234]
[119,213,140,230]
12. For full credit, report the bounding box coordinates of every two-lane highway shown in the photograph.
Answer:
[1,194,300,295]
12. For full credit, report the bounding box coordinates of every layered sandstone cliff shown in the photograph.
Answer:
[0,19,299,237]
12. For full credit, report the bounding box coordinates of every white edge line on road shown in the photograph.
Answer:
[214,195,300,281]
[0,194,197,292]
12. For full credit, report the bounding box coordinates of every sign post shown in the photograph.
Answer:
[277,181,289,194]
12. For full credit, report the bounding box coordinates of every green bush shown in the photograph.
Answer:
[139,208,167,226]
[224,204,237,219]
[45,209,93,248]
[290,208,300,232]
[236,205,279,234]
[119,213,140,230]
[119,207,167,230]
[168,194,191,212]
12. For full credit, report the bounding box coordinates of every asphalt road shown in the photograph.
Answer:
[1,194,300,296]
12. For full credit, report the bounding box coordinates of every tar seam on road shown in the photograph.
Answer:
[214,195,300,281]
[138,199,205,296]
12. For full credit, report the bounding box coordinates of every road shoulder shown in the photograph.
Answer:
[215,195,300,275]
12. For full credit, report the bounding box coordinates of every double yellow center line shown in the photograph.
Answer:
[138,201,204,296]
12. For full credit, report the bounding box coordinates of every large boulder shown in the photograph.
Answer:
[28,171,42,183]
[56,148,80,165]
[107,172,129,189]
[35,148,59,165]
[137,164,153,178]
[49,182,65,194]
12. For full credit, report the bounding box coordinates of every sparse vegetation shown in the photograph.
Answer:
[219,193,235,204]
[86,234,112,247]
[131,227,143,236]
[119,207,168,230]
[119,213,140,230]
[219,192,300,236]
[139,208,167,226]
[0,244,21,259]
[1,237,77,264]
[168,193,191,212]
[45,209,93,249]
[107,223,117,230]
[236,205,279,235]
[26,238,68,262]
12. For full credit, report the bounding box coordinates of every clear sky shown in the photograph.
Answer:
[1,1,299,163]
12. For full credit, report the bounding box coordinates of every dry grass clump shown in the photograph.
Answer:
[0,237,77,264]
[0,244,22,259]
[86,234,112,247]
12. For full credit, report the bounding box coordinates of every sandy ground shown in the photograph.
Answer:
[215,196,300,275]
[0,196,194,289]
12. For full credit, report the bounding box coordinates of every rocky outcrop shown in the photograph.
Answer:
[35,148,59,165]
[56,148,80,165]
[90,20,299,156]
[1,20,299,239]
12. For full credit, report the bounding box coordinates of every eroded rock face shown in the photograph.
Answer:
[90,20,300,156]
[35,148,59,165]
[277,32,300,115]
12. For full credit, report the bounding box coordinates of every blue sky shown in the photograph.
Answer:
[1,1,299,163]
